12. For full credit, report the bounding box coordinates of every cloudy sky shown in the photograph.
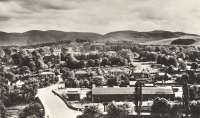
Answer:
[0,0,200,34]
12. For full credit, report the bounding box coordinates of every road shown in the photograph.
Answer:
[36,85,81,118]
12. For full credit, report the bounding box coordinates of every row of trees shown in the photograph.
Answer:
[63,56,128,69]
[106,75,129,87]
[79,102,130,118]
[139,51,180,68]
[61,66,131,88]
[0,47,59,73]
[64,75,130,88]
[152,98,200,118]
[79,98,200,118]
[62,69,130,88]
[157,55,178,67]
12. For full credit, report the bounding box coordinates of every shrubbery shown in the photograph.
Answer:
[19,102,44,118]
[79,105,103,118]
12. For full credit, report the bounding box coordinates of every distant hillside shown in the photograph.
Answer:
[141,35,200,46]
[0,30,102,46]
[102,30,198,43]
[0,30,198,46]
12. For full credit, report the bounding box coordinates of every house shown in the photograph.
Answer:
[129,81,137,87]
[108,67,130,76]
[38,71,55,81]
[58,88,90,101]
[172,86,183,99]
[155,80,177,86]
[53,48,61,56]
[105,51,117,57]
[14,80,24,88]
[90,43,105,51]
[109,68,124,76]
[75,70,89,79]
[129,81,154,87]
[130,72,150,81]
[155,72,172,81]
[92,86,174,102]
[151,63,163,69]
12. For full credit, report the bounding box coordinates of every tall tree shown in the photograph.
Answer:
[168,56,178,67]
[107,102,129,118]
[81,105,103,118]
[190,100,200,118]
[0,100,6,118]
[151,97,170,118]
[107,76,119,87]
[19,102,44,118]
[191,62,198,70]
[134,81,143,118]
[182,74,190,118]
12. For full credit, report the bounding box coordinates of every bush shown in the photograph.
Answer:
[106,77,119,87]
[0,100,6,118]
[19,102,44,118]
[171,39,196,45]
[190,100,200,118]
[169,104,182,118]
[151,97,170,117]
[107,102,129,118]
[81,105,103,118]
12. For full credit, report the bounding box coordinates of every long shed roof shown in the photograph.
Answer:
[92,86,174,95]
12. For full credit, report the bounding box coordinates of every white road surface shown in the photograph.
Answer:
[36,85,81,118]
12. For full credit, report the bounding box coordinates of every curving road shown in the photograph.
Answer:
[36,85,81,118]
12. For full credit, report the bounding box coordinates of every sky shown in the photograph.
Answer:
[0,0,200,34]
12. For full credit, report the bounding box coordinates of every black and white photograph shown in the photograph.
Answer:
[0,0,200,118]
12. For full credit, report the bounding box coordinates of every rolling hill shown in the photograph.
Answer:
[0,30,198,46]
[0,30,103,46]
[102,30,197,43]
[141,35,200,46]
